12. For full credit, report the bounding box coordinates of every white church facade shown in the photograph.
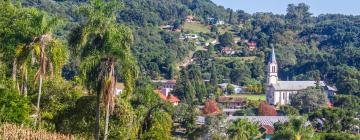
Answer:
[265,48,335,105]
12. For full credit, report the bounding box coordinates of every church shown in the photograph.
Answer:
[265,48,335,105]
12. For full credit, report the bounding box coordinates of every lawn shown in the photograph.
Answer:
[229,94,266,101]
[183,22,210,33]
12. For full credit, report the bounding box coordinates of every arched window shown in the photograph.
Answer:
[272,66,275,73]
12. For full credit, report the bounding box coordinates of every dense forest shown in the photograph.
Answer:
[0,0,359,139]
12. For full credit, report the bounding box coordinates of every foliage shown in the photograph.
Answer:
[290,87,328,114]
[308,108,359,133]
[279,105,299,116]
[0,88,31,125]
[273,117,315,140]
[219,32,233,47]
[258,101,277,116]
[203,100,220,115]
[227,119,259,140]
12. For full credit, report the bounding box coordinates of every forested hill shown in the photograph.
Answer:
[19,0,360,95]
[19,0,230,78]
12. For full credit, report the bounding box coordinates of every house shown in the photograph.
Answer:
[179,34,199,40]
[266,47,335,105]
[154,90,180,106]
[115,83,125,95]
[220,47,236,55]
[185,15,195,23]
[247,42,257,51]
[218,96,246,109]
[152,80,176,89]
[216,20,225,25]
[160,24,174,30]
[218,83,243,94]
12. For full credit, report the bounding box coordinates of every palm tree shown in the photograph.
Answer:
[227,119,259,140]
[77,0,137,139]
[14,10,66,126]
[273,117,315,140]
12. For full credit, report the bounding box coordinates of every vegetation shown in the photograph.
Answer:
[0,0,360,139]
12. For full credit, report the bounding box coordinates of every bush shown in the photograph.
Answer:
[0,88,31,125]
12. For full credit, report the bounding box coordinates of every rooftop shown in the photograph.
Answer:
[272,81,325,91]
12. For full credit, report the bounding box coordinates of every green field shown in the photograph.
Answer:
[229,94,266,101]
[183,22,210,33]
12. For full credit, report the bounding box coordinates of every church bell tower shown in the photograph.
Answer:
[267,47,278,85]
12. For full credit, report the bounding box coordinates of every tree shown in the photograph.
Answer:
[219,32,233,46]
[205,115,227,140]
[226,84,235,94]
[0,88,31,125]
[227,119,259,140]
[308,108,359,133]
[290,87,328,114]
[173,69,196,105]
[258,101,277,116]
[273,117,315,140]
[279,105,299,116]
[77,0,137,139]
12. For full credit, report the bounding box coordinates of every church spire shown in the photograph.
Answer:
[270,46,277,63]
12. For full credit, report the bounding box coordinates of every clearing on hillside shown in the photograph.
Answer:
[183,22,210,33]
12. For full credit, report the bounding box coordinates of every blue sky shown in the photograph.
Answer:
[211,0,360,15]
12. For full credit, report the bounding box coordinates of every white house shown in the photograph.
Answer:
[265,47,333,105]
[218,83,243,94]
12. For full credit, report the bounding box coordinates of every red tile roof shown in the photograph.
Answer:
[261,125,275,134]
[154,90,180,105]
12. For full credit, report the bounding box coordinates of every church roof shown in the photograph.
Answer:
[272,81,325,91]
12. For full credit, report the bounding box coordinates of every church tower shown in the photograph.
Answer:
[267,47,278,85]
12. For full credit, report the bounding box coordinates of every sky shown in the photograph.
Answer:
[211,0,360,16]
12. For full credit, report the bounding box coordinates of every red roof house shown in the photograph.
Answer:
[247,42,257,51]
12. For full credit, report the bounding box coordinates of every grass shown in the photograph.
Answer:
[229,94,266,101]
[183,22,210,33]
[215,56,256,61]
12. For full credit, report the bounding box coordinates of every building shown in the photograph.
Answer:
[218,96,246,109]
[154,90,180,106]
[185,15,195,23]
[152,80,176,89]
[115,83,125,95]
[218,83,243,94]
[247,42,257,51]
[220,47,235,55]
[265,48,333,105]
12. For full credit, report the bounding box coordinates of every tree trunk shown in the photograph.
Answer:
[35,74,43,127]
[95,91,101,140]
[24,68,28,96]
[12,58,17,81]
[103,99,110,140]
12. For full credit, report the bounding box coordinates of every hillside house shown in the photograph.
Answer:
[185,15,195,23]
[247,42,257,51]
[218,83,243,94]
[154,90,180,106]
[218,96,246,109]
[115,83,125,95]
[220,47,236,55]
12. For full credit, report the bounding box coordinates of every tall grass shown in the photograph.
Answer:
[0,123,83,140]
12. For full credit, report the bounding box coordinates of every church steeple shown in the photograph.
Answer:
[267,46,278,85]
[270,46,277,64]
